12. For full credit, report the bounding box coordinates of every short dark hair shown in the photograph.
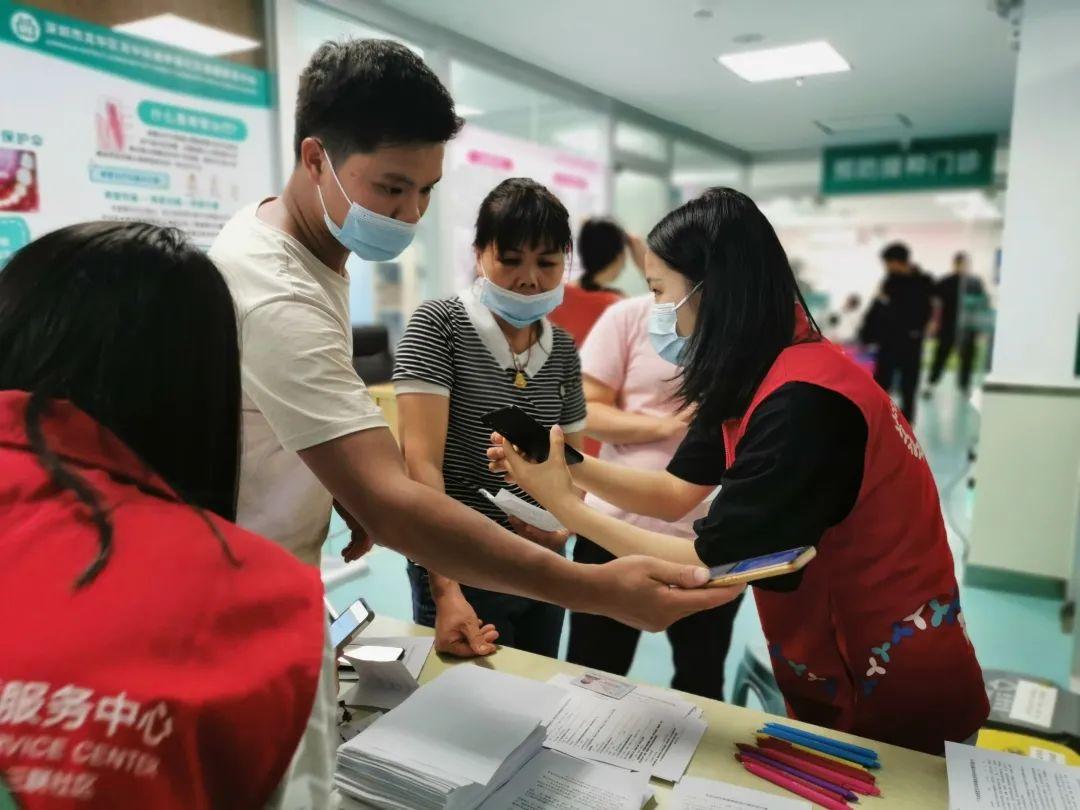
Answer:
[294,39,463,162]
[647,187,819,425]
[473,178,572,256]
[578,218,625,290]
[954,251,969,264]
[0,221,242,585]
[881,242,911,263]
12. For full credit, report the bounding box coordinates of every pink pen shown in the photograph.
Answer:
[741,756,850,810]
[738,746,858,802]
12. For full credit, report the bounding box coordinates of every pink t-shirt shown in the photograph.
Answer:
[579,295,708,538]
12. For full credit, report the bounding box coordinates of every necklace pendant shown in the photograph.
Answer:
[513,371,527,389]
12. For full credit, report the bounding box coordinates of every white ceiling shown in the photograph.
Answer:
[389,0,1019,156]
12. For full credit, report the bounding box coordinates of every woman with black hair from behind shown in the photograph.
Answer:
[0,222,328,808]
[549,218,641,345]
[393,178,587,660]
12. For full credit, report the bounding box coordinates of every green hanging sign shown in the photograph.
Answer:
[822,134,997,195]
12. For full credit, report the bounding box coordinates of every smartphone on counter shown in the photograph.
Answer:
[480,405,584,465]
[330,597,375,655]
[707,546,816,588]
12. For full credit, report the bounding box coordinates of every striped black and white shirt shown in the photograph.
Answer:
[393,286,587,530]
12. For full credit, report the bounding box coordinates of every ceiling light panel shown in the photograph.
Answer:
[114,14,261,57]
[717,40,851,83]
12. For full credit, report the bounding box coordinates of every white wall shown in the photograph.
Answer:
[988,0,1080,388]
[969,0,1080,587]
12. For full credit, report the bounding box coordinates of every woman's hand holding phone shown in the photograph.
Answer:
[488,426,577,515]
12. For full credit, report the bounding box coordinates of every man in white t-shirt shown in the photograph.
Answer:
[209,40,740,655]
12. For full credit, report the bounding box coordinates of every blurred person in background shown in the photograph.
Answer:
[859,242,934,422]
[925,251,988,397]
[551,217,646,457]
[550,217,645,345]
[823,293,863,346]
[567,292,744,700]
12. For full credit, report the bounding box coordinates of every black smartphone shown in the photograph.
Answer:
[481,405,584,465]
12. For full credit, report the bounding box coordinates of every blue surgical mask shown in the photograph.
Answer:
[317,148,416,262]
[475,265,565,328]
[648,283,702,366]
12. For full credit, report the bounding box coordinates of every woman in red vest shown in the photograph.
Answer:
[0,223,326,807]
[490,188,989,754]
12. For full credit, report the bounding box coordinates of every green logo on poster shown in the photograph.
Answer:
[9,10,40,43]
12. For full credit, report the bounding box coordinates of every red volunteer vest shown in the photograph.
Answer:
[723,338,988,754]
[0,391,325,808]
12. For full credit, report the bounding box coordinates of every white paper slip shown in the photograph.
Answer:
[342,636,435,710]
[1008,679,1058,729]
[543,673,706,782]
[671,776,810,809]
[478,750,650,810]
[550,673,699,718]
[946,741,1080,809]
[480,488,563,533]
[572,672,636,699]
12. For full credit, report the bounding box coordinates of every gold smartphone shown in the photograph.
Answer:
[706,546,817,587]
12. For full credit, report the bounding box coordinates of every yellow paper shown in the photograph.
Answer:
[976,729,1080,766]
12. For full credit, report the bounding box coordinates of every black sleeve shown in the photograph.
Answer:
[691,382,867,592]
[667,413,728,486]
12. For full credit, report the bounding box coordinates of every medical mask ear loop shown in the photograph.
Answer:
[313,143,349,235]
[534,247,573,360]
[321,144,354,208]
[675,281,703,313]
[320,145,418,234]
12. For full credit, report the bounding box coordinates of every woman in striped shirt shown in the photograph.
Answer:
[393,178,587,658]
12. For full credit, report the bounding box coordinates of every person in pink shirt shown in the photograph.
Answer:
[568,294,744,701]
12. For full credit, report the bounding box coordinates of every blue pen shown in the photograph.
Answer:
[759,726,880,768]
[764,723,879,761]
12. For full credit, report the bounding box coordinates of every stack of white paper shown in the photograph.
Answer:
[334,664,566,810]
[542,672,707,782]
[479,749,652,809]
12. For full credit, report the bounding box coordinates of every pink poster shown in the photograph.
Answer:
[444,124,609,291]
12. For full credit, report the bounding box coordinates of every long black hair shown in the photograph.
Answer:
[0,221,242,586]
[473,177,572,255]
[647,187,820,427]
